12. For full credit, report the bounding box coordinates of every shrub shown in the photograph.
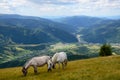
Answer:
[99,44,112,56]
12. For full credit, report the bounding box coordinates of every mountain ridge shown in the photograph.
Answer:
[0,14,78,44]
[54,16,120,43]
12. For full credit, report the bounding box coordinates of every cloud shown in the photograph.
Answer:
[0,0,12,13]
[29,0,78,5]
[0,0,28,14]
[0,0,120,16]
[28,0,120,10]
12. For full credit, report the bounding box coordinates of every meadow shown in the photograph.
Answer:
[0,55,120,80]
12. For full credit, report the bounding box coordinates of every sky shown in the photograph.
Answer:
[0,0,120,17]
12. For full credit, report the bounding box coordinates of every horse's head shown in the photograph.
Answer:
[52,63,55,69]
[47,60,53,72]
[22,67,27,76]
[50,60,55,69]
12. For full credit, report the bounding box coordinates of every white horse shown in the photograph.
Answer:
[22,55,52,76]
[51,52,68,69]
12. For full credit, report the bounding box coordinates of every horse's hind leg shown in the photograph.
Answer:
[64,59,67,66]
[33,66,38,74]
[62,59,67,69]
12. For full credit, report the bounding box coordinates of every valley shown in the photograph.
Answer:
[0,14,120,68]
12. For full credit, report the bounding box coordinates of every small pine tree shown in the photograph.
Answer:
[99,43,112,56]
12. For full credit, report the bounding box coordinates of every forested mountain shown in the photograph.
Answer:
[54,16,120,43]
[0,14,120,44]
[80,20,120,43]
[0,14,75,32]
[0,14,77,44]
[54,16,108,28]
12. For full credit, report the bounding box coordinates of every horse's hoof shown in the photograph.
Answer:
[48,69,52,72]
[52,67,56,69]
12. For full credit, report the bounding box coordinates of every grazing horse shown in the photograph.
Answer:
[22,56,52,76]
[51,52,68,69]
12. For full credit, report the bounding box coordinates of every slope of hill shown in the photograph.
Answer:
[1,14,120,44]
[0,14,78,44]
[0,14,75,32]
[54,16,120,43]
[0,55,120,80]
[54,16,108,28]
[80,20,120,43]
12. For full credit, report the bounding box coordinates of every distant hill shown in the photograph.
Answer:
[0,14,76,32]
[53,16,106,28]
[1,14,120,44]
[80,20,120,43]
[105,16,120,20]
[0,14,77,44]
[54,16,120,43]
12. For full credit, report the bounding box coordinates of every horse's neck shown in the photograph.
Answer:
[24,60,31,69]
[52,54,57,63]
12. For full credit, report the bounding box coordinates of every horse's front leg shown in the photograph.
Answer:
[33,65,38,74]
[58,62,61,69]
[62,62,64,69]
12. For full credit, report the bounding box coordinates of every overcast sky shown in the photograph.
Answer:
[0,0,120,17]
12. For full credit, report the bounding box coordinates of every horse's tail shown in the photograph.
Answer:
[64,59,68,66]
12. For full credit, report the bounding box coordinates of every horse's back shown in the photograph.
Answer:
[30,56,50,66]
[56,52,67,62]
[32,56,50,61]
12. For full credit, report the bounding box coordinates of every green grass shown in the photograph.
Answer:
[0,55,120,80]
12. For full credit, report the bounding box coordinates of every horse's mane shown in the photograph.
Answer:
[23,58,32,68]
[52,53,58,63]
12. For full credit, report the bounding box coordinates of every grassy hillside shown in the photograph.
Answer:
[0,55,120,80]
